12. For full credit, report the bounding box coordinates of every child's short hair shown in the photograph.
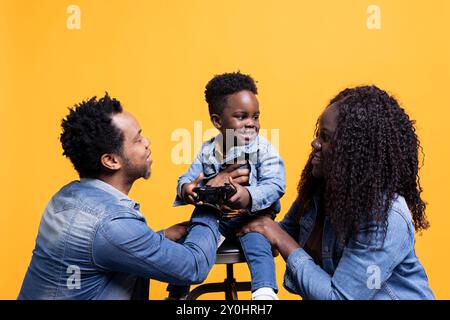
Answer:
[204,71,258,116]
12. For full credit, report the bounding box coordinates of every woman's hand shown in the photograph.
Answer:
[163,221,189,241]
[237,215,301,260]
[236,215,280,245]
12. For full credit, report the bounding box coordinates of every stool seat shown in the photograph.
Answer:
[215,241,246,264]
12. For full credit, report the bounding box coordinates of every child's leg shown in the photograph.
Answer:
[239,232,278,294]
[220,215,278,298]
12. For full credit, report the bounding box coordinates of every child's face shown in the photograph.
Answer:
[212,90,260,145]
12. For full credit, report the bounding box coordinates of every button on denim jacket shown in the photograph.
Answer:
[173,134,286,215]
[280,195,435,300]
[19,179,220,300]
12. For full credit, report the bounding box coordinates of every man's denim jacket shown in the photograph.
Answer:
[280,195,435,300]
[173,135,286,215]
[18,179,221,300]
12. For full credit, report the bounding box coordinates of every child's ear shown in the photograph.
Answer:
[211,114,222,130]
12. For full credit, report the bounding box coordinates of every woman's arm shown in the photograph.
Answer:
[238,204,416,299]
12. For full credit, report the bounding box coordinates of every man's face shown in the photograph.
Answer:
[112,111,152,180]
[311,103,338,178]
[213,90,260,145]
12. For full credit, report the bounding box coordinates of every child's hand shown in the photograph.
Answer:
[181,173,204,205]
[225,177,251,210]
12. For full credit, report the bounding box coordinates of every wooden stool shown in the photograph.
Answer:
[186,240,251,300]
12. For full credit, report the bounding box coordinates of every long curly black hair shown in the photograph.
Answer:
[60,93,124,178]
[296,85,429,244]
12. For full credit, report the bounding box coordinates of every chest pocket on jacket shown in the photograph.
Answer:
[202,163,217,180]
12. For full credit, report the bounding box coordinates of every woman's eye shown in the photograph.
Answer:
[320,132,329,142]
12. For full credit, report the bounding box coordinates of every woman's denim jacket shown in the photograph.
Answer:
[280,195,435,300]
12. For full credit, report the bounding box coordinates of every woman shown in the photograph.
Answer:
[238,86,434,299]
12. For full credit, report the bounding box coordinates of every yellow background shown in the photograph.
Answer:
[1,0,449,300]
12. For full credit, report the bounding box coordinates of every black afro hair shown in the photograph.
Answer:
[60,93,124,178]
[204,71,258,115]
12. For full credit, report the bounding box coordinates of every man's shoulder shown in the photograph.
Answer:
[51,181,136,218]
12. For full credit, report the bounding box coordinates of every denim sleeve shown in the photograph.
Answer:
[284,209,414,299]
[92,208,221,285]
[279,200,301,239]
[246,144,286,213]
[173,150,205,206]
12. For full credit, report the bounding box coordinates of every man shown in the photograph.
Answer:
[19,93,225,299]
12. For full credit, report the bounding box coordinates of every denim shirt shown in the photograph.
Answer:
[173,135,286,214]
[280,195,435,300]
[19,179,221,300]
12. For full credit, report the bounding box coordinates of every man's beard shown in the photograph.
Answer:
[122,156,151,181]
[143,167,151,180]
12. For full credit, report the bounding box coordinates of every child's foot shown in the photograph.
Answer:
[251,287,279,300]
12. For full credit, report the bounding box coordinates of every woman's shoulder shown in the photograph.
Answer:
[380,195,416,247]
[389,194,414,229]
[353,195,414,249]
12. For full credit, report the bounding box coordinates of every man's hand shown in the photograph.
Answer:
[181,173,204,205]
[163,221,189,241]
[225,177,251,210]
[206,163,250,187]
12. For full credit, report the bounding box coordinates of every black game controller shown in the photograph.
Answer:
[192,183,237,206]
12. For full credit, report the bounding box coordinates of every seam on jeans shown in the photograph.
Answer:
[382,282,399,300]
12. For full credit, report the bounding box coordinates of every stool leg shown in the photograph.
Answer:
[225,264,239,300]
[186,263,252,300]
[186,283,227,300]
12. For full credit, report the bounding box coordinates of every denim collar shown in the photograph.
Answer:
[209,134,260,163]
[79,178,141,211]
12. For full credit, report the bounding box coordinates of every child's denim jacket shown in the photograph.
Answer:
[173,134,286,215]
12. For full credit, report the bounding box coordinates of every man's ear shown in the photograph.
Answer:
[100,153,122,171]
[211,114,222,130]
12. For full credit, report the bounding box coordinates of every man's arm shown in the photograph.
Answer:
[92,208,221,285]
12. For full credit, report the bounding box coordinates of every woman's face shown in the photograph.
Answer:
[311,103,339,178]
